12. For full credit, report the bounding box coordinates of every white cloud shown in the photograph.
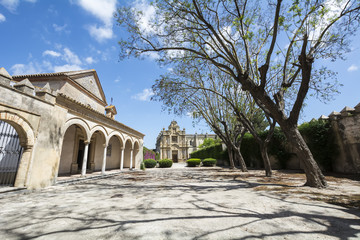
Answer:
[10,62,43,75]
[133,0,156,34]
[75,0,116,42]
[85,56,95,64]
[63,48,82,65]
[76,0,116,25]
[43,50,61,57]
[87,25,113,42]
[53,23,70,34]
[131,88,154,101]
[0,13,5,22]
[53,64,82,72]
[0,0,19,12]
[0,0,36,12]
[114,77,121,83]
[347,64,358,72]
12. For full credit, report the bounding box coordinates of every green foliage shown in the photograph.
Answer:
[240,133,262,167]
[140,162,146,171]
[198,138,221,149]
[240,120,338,171]
[143,159,157,168]
[202,158,217,167]
[190,143,227,160]
[158,159,173,168]
[187,158,201,167]
[298,119,337,171]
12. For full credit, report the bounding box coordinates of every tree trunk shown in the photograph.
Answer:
[227,145,235,169]
[259,142,272,177]
[234,147,248,172]
[282,124,327,188]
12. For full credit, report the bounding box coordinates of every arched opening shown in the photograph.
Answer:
[133,141,140,168]
[58,124,88,176]
[89,130,106,172]
[0,112,34,187]
[0,120,24,186]
[106,135,123,170]
[123,139,132,168]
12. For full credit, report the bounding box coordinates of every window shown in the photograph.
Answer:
[107,144,112,156]
[172,136,178,143]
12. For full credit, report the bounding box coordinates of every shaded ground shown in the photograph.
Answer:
[0,165,359,240]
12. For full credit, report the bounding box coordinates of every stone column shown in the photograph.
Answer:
[81,141,90,176]
[120,147,124,170]
[130,148,134,169]
[101,144,108,175]
[14,145,33,188]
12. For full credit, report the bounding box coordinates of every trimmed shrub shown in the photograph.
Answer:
[202,158,217,167]
[158,159,173,168]
[187,158,201,167]
[190,143,225,159]
[144,159,157,168]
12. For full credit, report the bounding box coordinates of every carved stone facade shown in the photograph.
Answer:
[155,121,217,162]
[0,67,144,189]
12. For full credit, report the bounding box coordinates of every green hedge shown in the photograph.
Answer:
[202,158,217,167]
[187,158,201,167]
[190,143,228,160]
[239,119,337,171]
[298,119,337,171]
[143,159,157,168]
[158,159,173,168]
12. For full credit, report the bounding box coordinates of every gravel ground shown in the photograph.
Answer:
[0,165,359,240]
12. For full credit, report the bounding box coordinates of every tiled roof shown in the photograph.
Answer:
[12,69,95,79]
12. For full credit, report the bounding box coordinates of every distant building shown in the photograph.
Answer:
[155,121,217,162]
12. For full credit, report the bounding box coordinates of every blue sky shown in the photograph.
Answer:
[0,0,359,149]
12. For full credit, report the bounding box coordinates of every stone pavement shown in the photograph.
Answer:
[0,165,359,240]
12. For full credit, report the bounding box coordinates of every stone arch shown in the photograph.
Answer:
[123,139,133,168]
[89,128,106,172]
[107,131,125,147]
[0,111,35,187]
[0,111,35,147]
[106,132,124,170]
[90,125,108,142]
[58,121,89,176]
[63,118,90,141]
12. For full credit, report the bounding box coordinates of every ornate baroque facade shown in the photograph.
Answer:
[155,121,217,162]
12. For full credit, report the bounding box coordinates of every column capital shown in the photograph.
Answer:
[84,141,90,145]
[103,144,108,148]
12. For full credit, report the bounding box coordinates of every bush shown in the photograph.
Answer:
[158,159,173,168]
[190,143,227,160]
[144,159,157,168]
[202,158,217,167]
[187,158,201,167]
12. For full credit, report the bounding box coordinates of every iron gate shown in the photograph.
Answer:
[0,120,23,186]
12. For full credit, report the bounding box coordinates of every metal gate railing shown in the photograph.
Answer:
[0,120,23,186]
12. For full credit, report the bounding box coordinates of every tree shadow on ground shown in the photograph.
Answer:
[0,169,359,239]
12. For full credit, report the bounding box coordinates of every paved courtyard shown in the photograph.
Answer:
[0,165,359,240]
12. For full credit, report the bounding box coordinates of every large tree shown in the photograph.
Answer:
[153,62,274,175]
[117,0,359,187]
[153,66,249,170]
